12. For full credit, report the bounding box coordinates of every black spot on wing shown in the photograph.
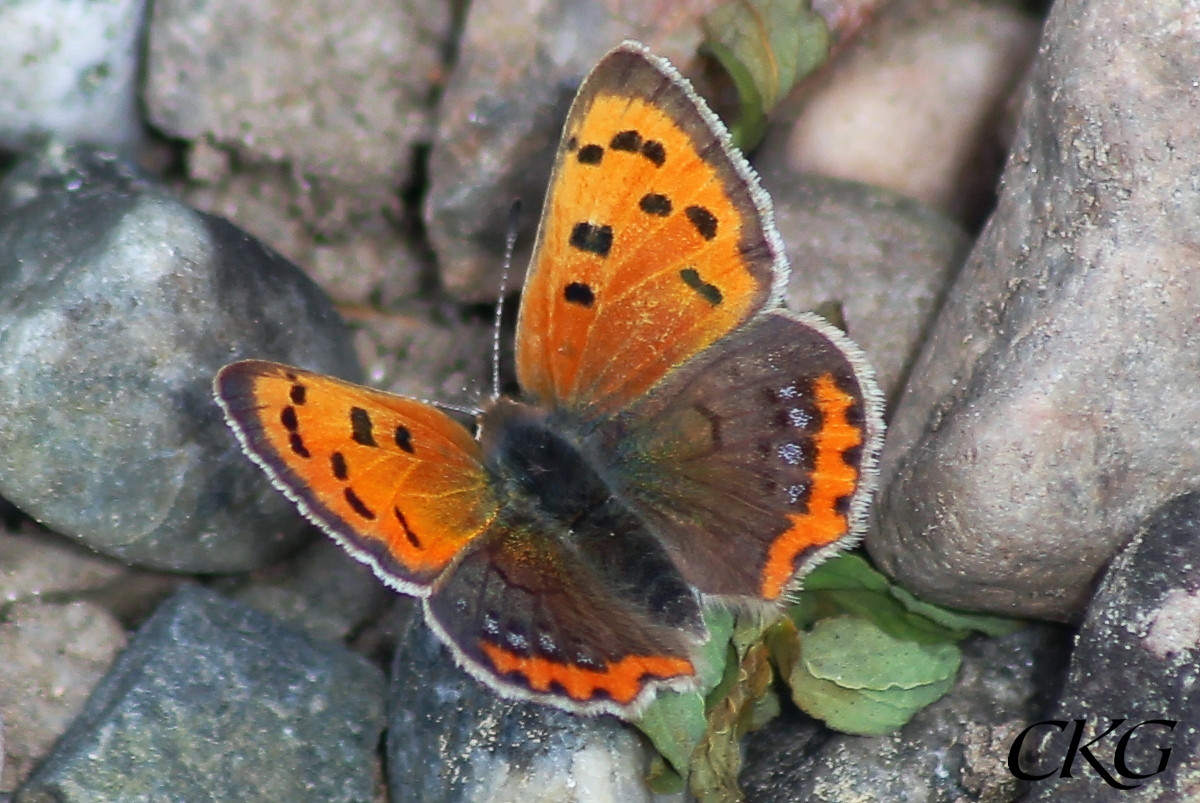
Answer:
[350,407,377,447]
[289,384,306,405]
[280,406,299,432]
[394,425,414,454]
[685,205,718,240]
[331,452,348,481]
[395,507,421,549]
[641,140,666,167]
[344,487,376,520]
[679,268,723,306]
[576,144,603,165]
[564,282,595,308]
[289,433,311,458]
[639,193,671,216]
[610,130,642,152]
[569,222,613,257]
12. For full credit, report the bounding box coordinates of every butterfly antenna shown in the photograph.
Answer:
[492,199,522,402]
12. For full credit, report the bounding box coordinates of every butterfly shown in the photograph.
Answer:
[214,41,885,718]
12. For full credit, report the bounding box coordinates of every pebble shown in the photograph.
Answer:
[0,0,147,156]
[14,585,386,802]
[0,145,361,571]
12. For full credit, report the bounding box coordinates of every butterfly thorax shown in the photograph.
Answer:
[476,397,705,636]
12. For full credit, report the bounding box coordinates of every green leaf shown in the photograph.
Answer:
[637,692,709,778]
[700,0,831,150]
[634,607,737,777]
[788,659,919,736]
[802,616,961,691]
[890,585,1025,637]
[801,552,892,593]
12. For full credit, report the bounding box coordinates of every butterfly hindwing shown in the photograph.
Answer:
[424,517,700,716]
[591,310,885,601]
[215,360,498,595]
[516,42,787,419]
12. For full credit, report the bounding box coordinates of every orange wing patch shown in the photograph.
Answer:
[479,641,694,706]
[516,46,784,418]
[760,374,864,599]
[215,361,497,594]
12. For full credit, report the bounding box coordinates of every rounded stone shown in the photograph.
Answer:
[0,145,362,572]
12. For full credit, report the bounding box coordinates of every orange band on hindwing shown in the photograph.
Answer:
[479,641,694,705]
[761,374,863,599]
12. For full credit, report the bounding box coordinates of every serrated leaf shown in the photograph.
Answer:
[700,0,830,150]
[890,585,1025,637]
[802,616,961,691]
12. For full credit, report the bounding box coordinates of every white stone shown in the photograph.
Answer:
[0,0,146,154]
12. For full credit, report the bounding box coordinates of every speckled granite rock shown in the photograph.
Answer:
[868,0,1200,620]
[388,614,665,803]
[1020,493,1200,801]
[14,585,386,803]
[740,624,1068,802]
[0,0,147,155]
[0,145,361,572]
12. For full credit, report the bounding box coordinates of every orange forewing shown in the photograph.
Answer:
[516,46,784,418]
[215,361,498,594]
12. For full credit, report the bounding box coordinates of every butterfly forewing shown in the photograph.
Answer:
[215,360,499,595]
[516,43,786,420]
[593,310,885,601]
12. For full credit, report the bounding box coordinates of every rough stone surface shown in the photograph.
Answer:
[347,305,495,409]
[425,0,720,300]
[779,0,1039,220]
[1020,493,1200,801]
[0,528,127,605]
[179,138,428,308]
[216,535,393,644]
[0,145,362,572]
[0,601,127,793]
[388,615,662,803]
[867,0,1200,620]
[761,173,969,401]
[14,585,386,803]
[0,0,147,155]
[740,624,1068,802]
[144,0,446,220]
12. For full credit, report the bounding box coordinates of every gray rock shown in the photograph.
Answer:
[0,0,147,155]
[1020,492,1200,801]
[867,0,1200,620]
[388,615,662,803]
[0,145,362,572]
[0,600,127,794]
[424,0,709,301]
[14,585,386,803]
[740,625,1067,802]
[761,173,969,401]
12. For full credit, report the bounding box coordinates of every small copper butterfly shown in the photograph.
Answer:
[214,42,885,718]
